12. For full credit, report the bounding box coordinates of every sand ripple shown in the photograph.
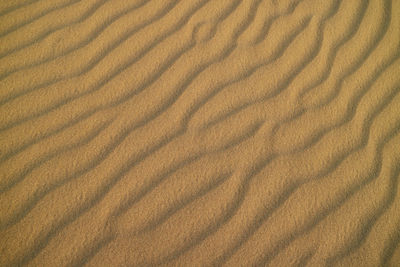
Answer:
[1,0,400,266]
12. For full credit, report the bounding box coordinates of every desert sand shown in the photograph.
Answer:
[1,0,400,266]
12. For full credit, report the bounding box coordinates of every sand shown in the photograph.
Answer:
[0,0,400,266]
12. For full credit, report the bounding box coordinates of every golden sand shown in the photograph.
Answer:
[1,0,400,266]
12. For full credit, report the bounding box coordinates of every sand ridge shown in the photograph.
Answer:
[0,0,400,266]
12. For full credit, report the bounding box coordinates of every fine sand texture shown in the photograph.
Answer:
[1,0,400,266]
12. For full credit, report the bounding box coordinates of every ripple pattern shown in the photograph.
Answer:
[0,0,400,266]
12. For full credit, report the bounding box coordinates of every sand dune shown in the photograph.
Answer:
[1,0,400,266]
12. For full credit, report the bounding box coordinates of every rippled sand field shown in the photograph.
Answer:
[1,0,400,266]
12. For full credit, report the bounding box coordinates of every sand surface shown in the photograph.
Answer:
[1,0,400,266]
